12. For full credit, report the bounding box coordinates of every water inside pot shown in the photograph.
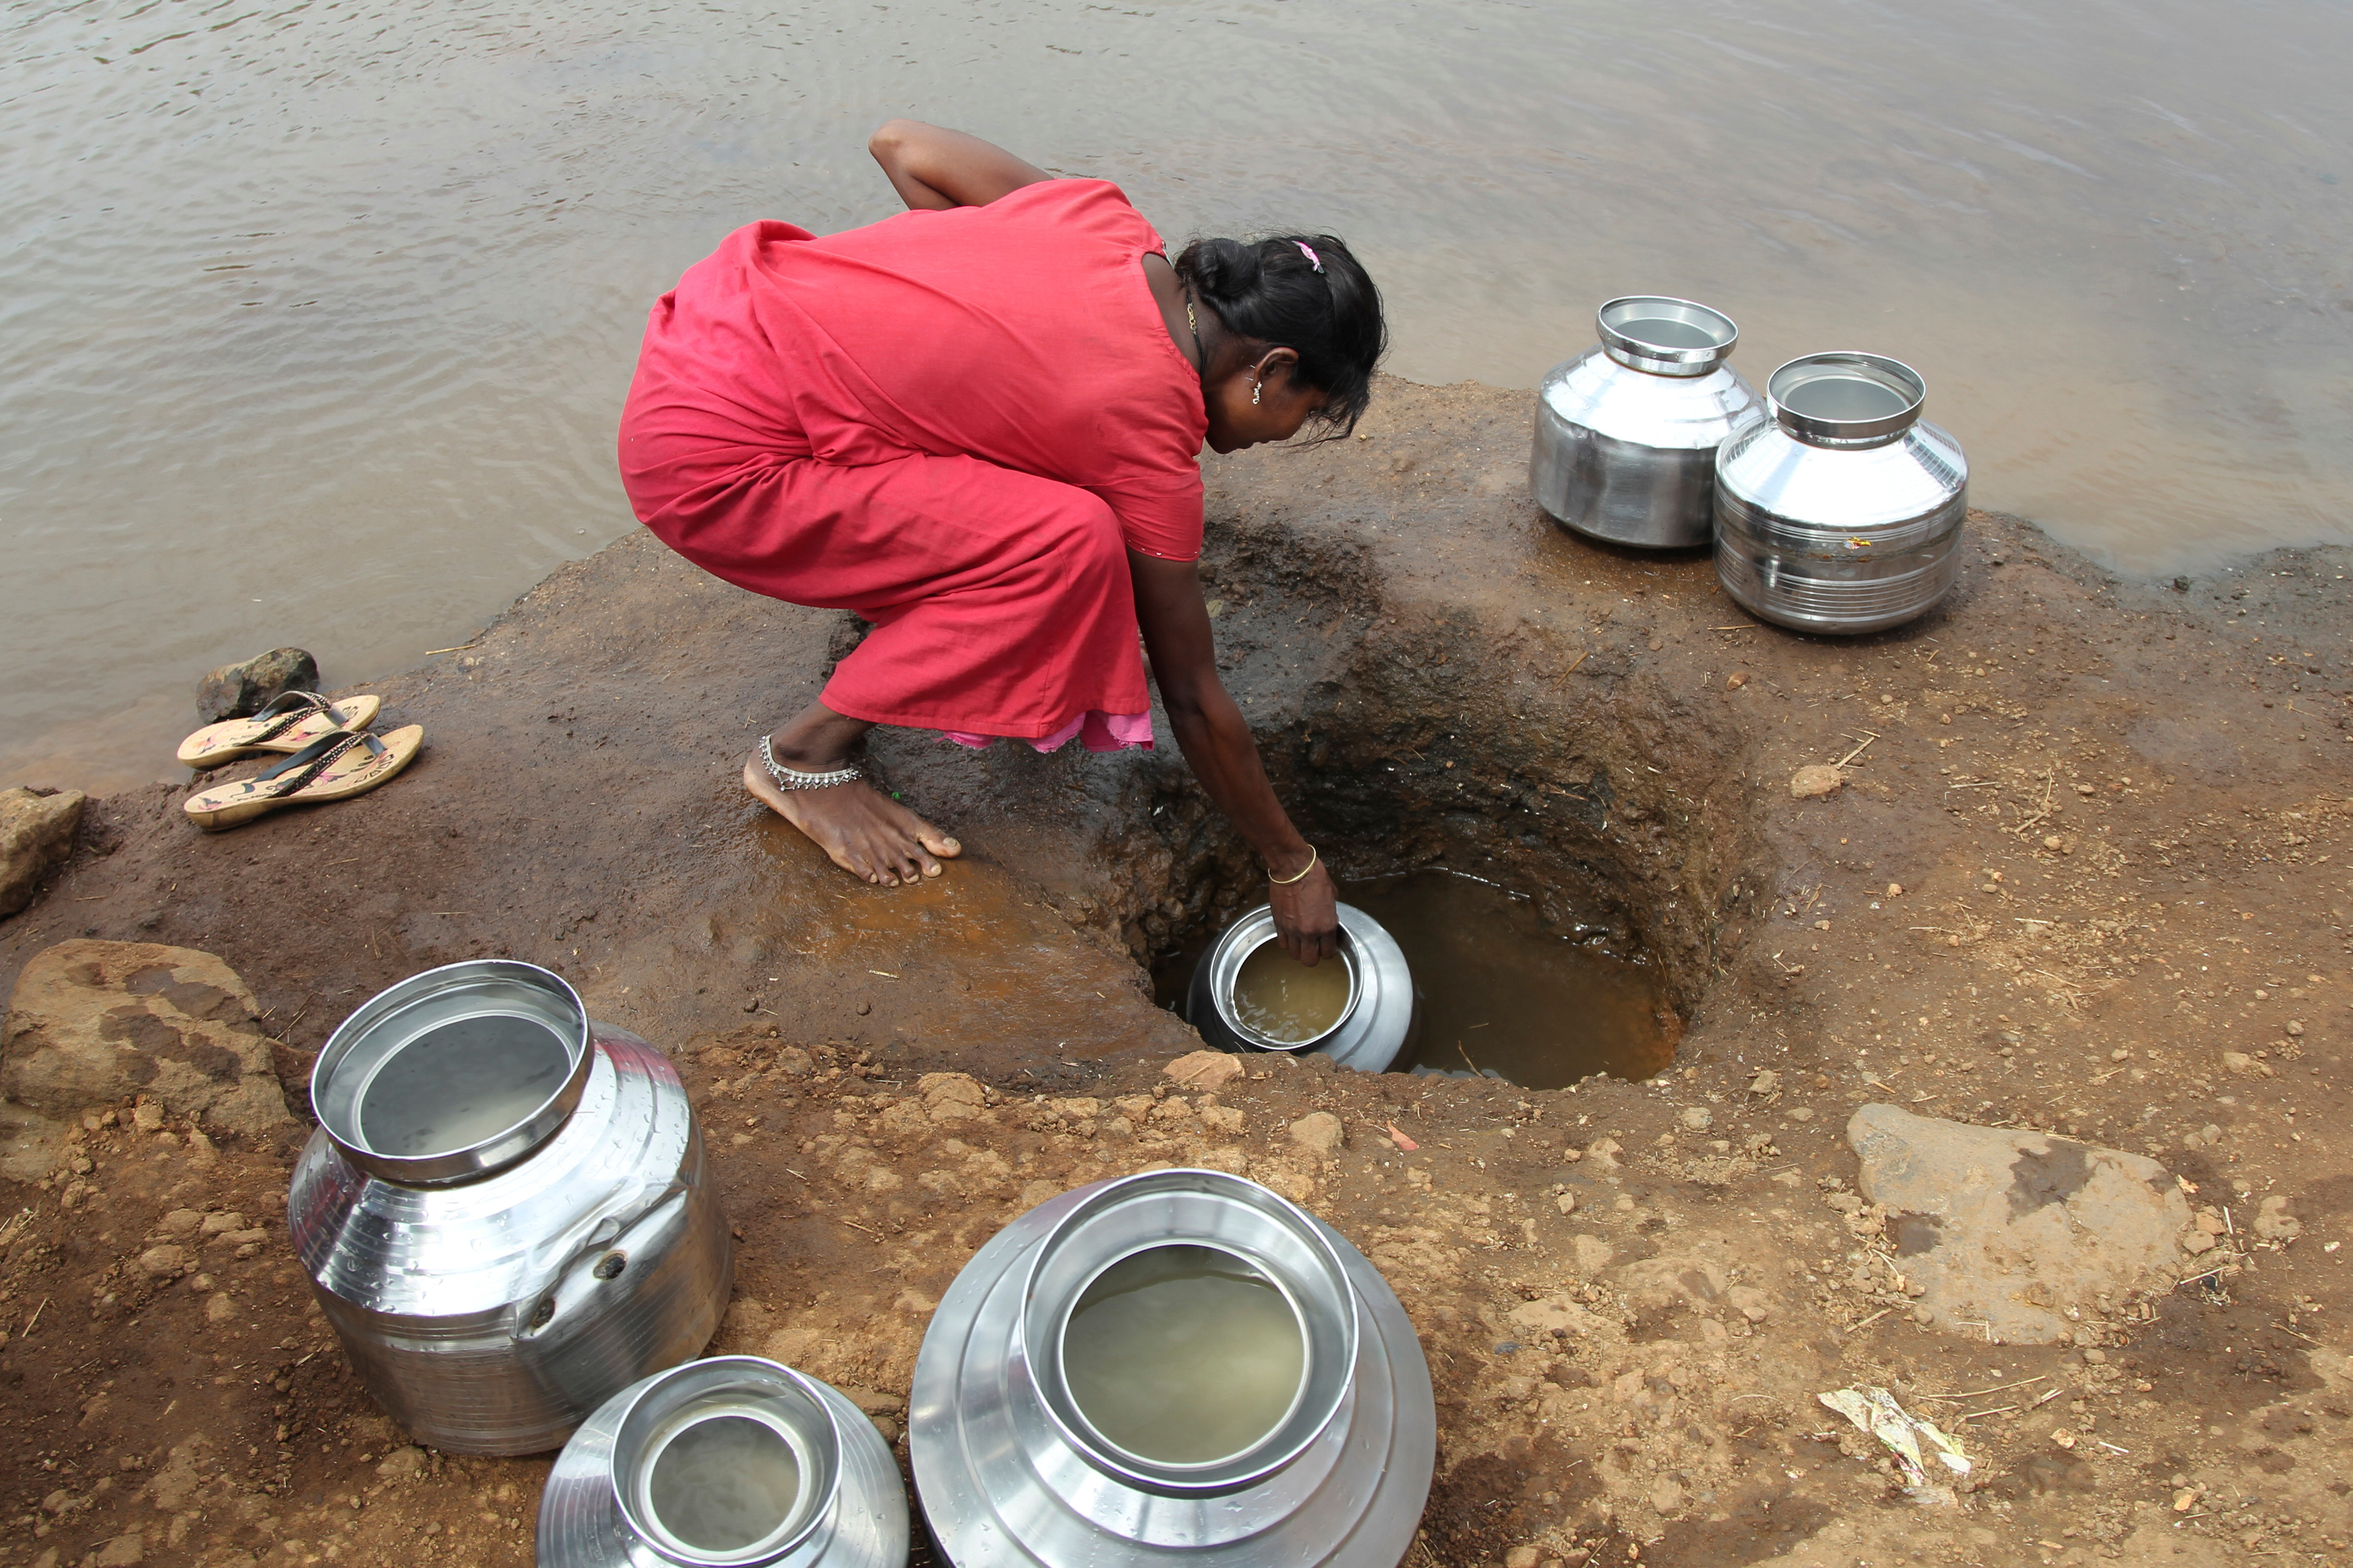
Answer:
[1062,1243,1306,1466]
[356,1013,573,1158]
[647,1414,802,1555]
[1780,373,1911,423]
[1230,942,1354,1044]
[1620,315,1722,351]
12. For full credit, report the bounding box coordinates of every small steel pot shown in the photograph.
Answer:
[1530,296,1767,550]
[288,961,733,1455]
[1183,903,1416,1073]
[537,1356,908,1568]
[910,1169,1433,1568]
[1714,351,1968,635]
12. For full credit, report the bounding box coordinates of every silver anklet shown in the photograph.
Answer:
[758,735,863,790]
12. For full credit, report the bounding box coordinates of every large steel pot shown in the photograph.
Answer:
[288,960,733,1455]
[537,1356,908,1568]
[1183,903,1417,1073]
[1530,295,1766,549]
[910,1169,1433,1568]
[1714,351,1968,635]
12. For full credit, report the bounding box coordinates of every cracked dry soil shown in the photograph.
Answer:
[1,378,2350,1568]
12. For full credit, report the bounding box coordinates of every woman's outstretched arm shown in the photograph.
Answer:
[868,120,1051,210]
[1129,549,1341,964]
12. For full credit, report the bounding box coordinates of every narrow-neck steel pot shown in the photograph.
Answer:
[1530,296,1766,550]
[537,1356,908,1568]
[1714,351,1968,635]
[288,960,733,1454]
[910,1169,1435,1568]
[1183,903,1417,1072]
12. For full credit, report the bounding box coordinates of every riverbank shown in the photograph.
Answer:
[2,377,2348,1567]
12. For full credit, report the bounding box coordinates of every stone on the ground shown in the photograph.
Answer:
[0,787,85,919]
[1288,1110,1344,1157]
[1847,1104,2193,1344]
[194,646,319,724]
[1,940,295,1138]
[1790,764,1845,799]
[1164,1048,1244,1089]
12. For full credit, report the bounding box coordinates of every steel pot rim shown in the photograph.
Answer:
[608,1356,844,1567]
[1207,914,1362,1052]
[1767,351,1926,447]
[1595,295,1739,376]
[309,958,594,1186]
[1016,1169,1361,1497]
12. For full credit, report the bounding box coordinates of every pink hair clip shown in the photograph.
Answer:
[1295,241,1324,274]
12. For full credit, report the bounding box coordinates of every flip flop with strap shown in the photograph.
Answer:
[177,690,385,768]
[183,725,424,831]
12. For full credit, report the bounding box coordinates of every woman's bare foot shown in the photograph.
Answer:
[744,757,962,886]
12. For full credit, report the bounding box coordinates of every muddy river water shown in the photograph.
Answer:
[4,0,2350,790]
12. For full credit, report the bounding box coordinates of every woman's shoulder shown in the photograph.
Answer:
[985,177,1161,245]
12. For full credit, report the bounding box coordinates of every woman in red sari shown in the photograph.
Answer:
[619,120,1384,962]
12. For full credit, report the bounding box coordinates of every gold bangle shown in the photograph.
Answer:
[1268,845,1318,885]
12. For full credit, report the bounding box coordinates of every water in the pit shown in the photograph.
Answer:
[6,0,2352,794]
[1347,873,1672,1089]
[1620,317,1723,352]
[356,1014,572,1157]
[1154,872,1671,1087]
[1780,374,1915,423]
[646,1415,801,1554]
[1061,1244,1304,1467]
[1231,942,1355,1044]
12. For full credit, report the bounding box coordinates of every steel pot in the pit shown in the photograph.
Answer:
[1714,351,1968,635]
[1183,903,1416,1072]
[537,1355,908,1568]
[288,960,733,1455]
[1530,295,1767,550]
[910,1169,1434,1568]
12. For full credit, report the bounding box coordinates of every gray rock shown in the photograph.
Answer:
[1,940,295,1139]
[194,647,319,724]
[1846,1103,2193,1344]
[0,787,84,918]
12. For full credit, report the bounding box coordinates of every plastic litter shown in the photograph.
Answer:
[1817,1385,1970,1494]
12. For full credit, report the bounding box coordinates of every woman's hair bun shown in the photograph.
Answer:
[1174,233,1386,435]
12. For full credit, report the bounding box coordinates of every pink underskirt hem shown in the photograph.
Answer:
[939,710,1155,753]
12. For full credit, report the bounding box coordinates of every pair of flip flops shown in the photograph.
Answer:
[177,690,423,832]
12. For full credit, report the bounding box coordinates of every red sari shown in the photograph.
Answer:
[618,179,1205,750]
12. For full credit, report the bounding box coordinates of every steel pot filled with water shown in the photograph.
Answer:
[910,1168,1433,1568]
[1530,295,1767,550]
[1183,903,1415,1072]
[537,1355,908,1568]
[1714,351,1968,635]
[288,960,733,1455]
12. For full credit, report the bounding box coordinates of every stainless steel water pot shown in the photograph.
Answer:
[288,960,733,1455]
[1530,295,1767,549]
[1183,903,1416,1072]
[1714,351,1968,635]
[537,1356,908,1568]
[910,1169,1433,1568]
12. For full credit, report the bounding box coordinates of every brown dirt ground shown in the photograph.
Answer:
[2,377,2350,1568]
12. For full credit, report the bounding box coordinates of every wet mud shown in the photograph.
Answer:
[3,378,2352,1566]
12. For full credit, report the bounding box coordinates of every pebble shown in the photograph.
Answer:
[1789,765,1845,800]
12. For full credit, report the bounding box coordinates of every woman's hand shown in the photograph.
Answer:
[1269,856,1341,965]
[1128,550,1341,962]
[867,120,1049,210]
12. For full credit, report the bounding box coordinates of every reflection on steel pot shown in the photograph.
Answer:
[910,1168,1433,1568]
[1530,296,1766,550]
[1715,352,1968,635]
[1183,903,1417,1072]
[537,1355,908,1568]
[288,960,732,1455]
